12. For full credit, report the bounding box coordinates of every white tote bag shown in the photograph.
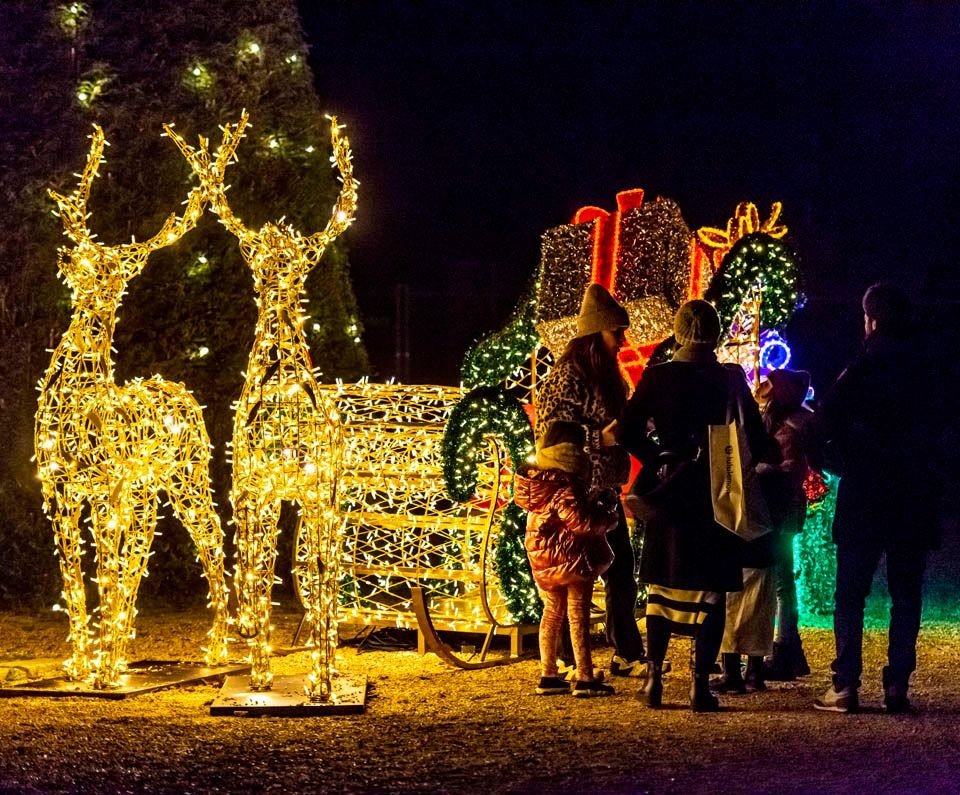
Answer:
[708,369,773,541]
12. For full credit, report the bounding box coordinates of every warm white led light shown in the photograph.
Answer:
[168,113,356,700]
[36,125,230,689]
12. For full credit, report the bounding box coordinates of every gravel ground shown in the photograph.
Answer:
[1,608,960,794]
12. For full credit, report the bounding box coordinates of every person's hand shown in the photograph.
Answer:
[601,420,619,447]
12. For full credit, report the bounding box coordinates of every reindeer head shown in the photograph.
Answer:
[50,125,205,306]
[166,112,358,291]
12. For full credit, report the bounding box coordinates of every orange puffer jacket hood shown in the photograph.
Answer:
[514,465,616,591]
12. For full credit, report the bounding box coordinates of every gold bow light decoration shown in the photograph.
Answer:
[36,125,230,689]
[167,113,356,700]
[696,201,788,274]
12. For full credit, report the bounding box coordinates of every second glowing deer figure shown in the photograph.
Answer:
[168,114,356,699]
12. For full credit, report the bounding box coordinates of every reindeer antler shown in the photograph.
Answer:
[167,112,357,263]
[302,116,358,264]
[165,112,251,241]
[49,124,206,260]
[49,125,107,247]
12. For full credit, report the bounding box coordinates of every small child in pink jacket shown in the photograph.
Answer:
[514,421,618,697]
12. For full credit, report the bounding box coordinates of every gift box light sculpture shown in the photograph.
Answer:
[716,284,763,387]
[35,125,230,689]
[168,113,355,699]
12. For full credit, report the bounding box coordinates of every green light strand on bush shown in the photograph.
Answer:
[442,385,539,622]
[442,385,534,501]
[795,471,840,619]
[460,282,540,389]
[494,502,542,623]
[183,61,214,93]
[706,232,801,337]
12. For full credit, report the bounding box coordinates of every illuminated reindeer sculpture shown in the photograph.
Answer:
[168,113,356,699]
[35,126,230,688]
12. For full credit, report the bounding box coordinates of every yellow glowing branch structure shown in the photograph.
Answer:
[697,201,788,273]
[168,113,356,700]
[35,125,230,689]
[717,285,764,391]
[325,382,516,632]
[503,345,554,406]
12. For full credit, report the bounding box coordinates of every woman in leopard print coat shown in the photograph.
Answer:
[533,284,647,673]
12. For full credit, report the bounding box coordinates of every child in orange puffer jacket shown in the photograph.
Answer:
[514,421,618,697]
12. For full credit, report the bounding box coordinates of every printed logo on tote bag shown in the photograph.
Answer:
[708,369,772,540]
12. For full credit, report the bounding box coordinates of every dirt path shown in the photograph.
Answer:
[1,610,959,794]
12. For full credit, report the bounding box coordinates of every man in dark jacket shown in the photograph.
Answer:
[814,283,941,714]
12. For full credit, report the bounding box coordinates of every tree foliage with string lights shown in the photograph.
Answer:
[0,0,368,606]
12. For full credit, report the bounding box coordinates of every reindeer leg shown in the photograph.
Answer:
[295,495,344,702]
[293,500,326,700]
[234,490,280,690]
[320,503,346,698]
[112,486,157,673]
[89,495,128,689]
[47,485,93,681]
[166,428,230,666]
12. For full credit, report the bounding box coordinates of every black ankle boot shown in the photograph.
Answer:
[639,661,663,708]
[882,666,911,713]
[712,653,746,694]
[690,672,720,712]
[793,643,810,677]
[764,642,796,681]
[745,656,766,691]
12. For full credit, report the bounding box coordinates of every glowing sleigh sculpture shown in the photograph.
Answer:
[35,127,230,689]
[324,381,536,667]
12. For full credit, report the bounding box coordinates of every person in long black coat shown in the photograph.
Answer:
[621,299,777,711]
[814,283,941,714]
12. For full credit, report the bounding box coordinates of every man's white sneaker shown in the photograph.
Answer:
[814,685,859,713]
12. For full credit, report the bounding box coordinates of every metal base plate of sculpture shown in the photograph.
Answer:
[211,673,366,716]
[0,660,249,700]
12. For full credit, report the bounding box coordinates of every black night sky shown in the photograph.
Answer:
[298,1,960,386]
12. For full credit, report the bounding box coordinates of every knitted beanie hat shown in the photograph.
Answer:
[767,368,811,410]
[674,299,721,349]
[574,284,629,339]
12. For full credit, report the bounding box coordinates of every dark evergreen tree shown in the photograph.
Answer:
[0,0,369,606]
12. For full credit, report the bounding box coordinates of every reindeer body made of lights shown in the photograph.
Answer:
[168,113,356,699]
[35,126,230,688]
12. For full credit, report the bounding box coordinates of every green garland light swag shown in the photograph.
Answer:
[795,471,840,618]
[460,283,540,389]
[443,386,534,501]
[442,385,540,622]
[494,502,542,623]
[706,232,801,336]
